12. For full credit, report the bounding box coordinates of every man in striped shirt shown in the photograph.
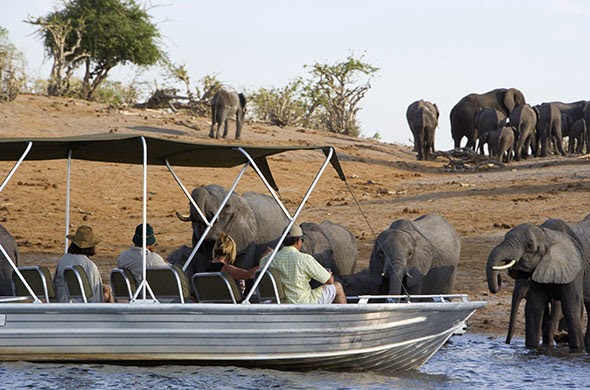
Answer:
[260,224,346,304]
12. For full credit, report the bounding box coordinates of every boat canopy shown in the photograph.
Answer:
[0,133,346,190]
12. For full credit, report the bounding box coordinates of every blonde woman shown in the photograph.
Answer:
[205,232,259,281]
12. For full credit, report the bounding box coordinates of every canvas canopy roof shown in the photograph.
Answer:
[0,133,346,190]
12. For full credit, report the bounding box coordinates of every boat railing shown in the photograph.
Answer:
[351,294,470,304]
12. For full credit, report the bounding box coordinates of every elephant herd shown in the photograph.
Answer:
[408,88,590,162]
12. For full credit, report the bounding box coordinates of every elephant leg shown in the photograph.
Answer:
[524,285,550,348]
[541,299,561,345]
[560,284,584,352]
[222,118,230,139]
[208,124,216,138]
[235,114,242,139]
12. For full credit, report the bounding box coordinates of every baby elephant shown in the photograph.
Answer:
[488,126,515,163]
[209,90,247,139]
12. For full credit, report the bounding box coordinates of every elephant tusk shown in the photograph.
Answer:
[175,211,192,222]
[492,259,517,270]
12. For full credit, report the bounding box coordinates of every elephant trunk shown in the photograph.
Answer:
[506,278,529,344]
[486,242,520,294]
[385,261,406,296]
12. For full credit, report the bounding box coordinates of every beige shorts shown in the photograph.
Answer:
[317,284,336,304]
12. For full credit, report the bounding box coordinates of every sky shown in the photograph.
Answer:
[1,0,590,150]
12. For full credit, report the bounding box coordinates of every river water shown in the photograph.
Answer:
[1,333,589,389]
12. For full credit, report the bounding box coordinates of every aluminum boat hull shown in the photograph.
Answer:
[0,300,484,371]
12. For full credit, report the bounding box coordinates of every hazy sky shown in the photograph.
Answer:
[2,0,589,149]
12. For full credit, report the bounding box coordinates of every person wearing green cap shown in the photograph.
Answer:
[54,225,110,303]
[117,223,168,283]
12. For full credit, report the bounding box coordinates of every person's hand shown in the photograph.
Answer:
[260,247,273,258]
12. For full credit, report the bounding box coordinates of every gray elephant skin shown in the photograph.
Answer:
[406,100,439,161]
[208,89,247,139]
[0,223,19,296]
[509,104,538,160]
[486,222,589,352]
[569,119,586,154]
[173,185,357,276]
[450,88,526,149]
[370,214,460,295]
[473,108,507,154]
[488,126,514,163]
[300,221,357,275]
[536,103,566,157]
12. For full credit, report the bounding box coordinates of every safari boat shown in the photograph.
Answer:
[0,133,485,371]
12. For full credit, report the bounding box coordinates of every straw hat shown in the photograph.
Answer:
[287,224,303,238]
[67,225,101,249]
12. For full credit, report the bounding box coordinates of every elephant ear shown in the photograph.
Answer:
[433,103,440,119]
[532,236,583,284]
[503,89,523,112]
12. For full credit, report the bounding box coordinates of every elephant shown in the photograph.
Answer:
[537,101,588,157]
[536,103,566,157]
[208,89,247,139]
[473,108,507,154]
[299,220,357,275]
[406,100,439,161]
[584,102,590,153]
[509,104,538,160]
[0,224,19,296]
[175,184,289,273]
[369,214,460,296]
[450,88,526,149]
[569,119,586,154]
[174,185,357,276]
[489,126,514,163]
[486,222,588,352]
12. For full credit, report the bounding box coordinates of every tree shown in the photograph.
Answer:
[0,27,26,102]
[303,54,379,136]
[29,0,162,100]
[250,79,306,127]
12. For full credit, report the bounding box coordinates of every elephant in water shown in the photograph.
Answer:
[369,214,460,296]
[486,222,589,352]
[208,90,247,139]
[450,88,526,149]
[173,185,357,276]
[0,224,19,296]
[406,99,439,161]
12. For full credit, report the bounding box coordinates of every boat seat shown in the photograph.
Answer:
[11,266,56,302]
[254,268,285,304]
[145,265,190,303]
[192,272,242,303]
[110,268,137,302]
[64,265,94,303]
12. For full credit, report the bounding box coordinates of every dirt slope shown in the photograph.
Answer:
[2,93,590,337]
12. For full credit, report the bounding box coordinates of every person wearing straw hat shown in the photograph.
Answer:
[117,223,168,283]
[54,225,111,303]
[260,224,346,304]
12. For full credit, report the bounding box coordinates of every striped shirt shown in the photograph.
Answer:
[260,246,330,304]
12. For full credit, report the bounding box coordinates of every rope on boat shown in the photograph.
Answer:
[343,181,411,299]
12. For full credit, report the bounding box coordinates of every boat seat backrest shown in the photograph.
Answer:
[110,268,137,302]
[254,268,285,304]
[192,272,242,303]
[64,265,93,303]
[145,265,190,303]
[11,266,56,302]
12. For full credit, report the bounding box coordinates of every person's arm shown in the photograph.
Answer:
[222,264,258,280]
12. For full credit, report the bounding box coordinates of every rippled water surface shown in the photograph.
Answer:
[1,334,589,389]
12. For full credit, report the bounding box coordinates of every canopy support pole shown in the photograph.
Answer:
[242,147,335,304]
